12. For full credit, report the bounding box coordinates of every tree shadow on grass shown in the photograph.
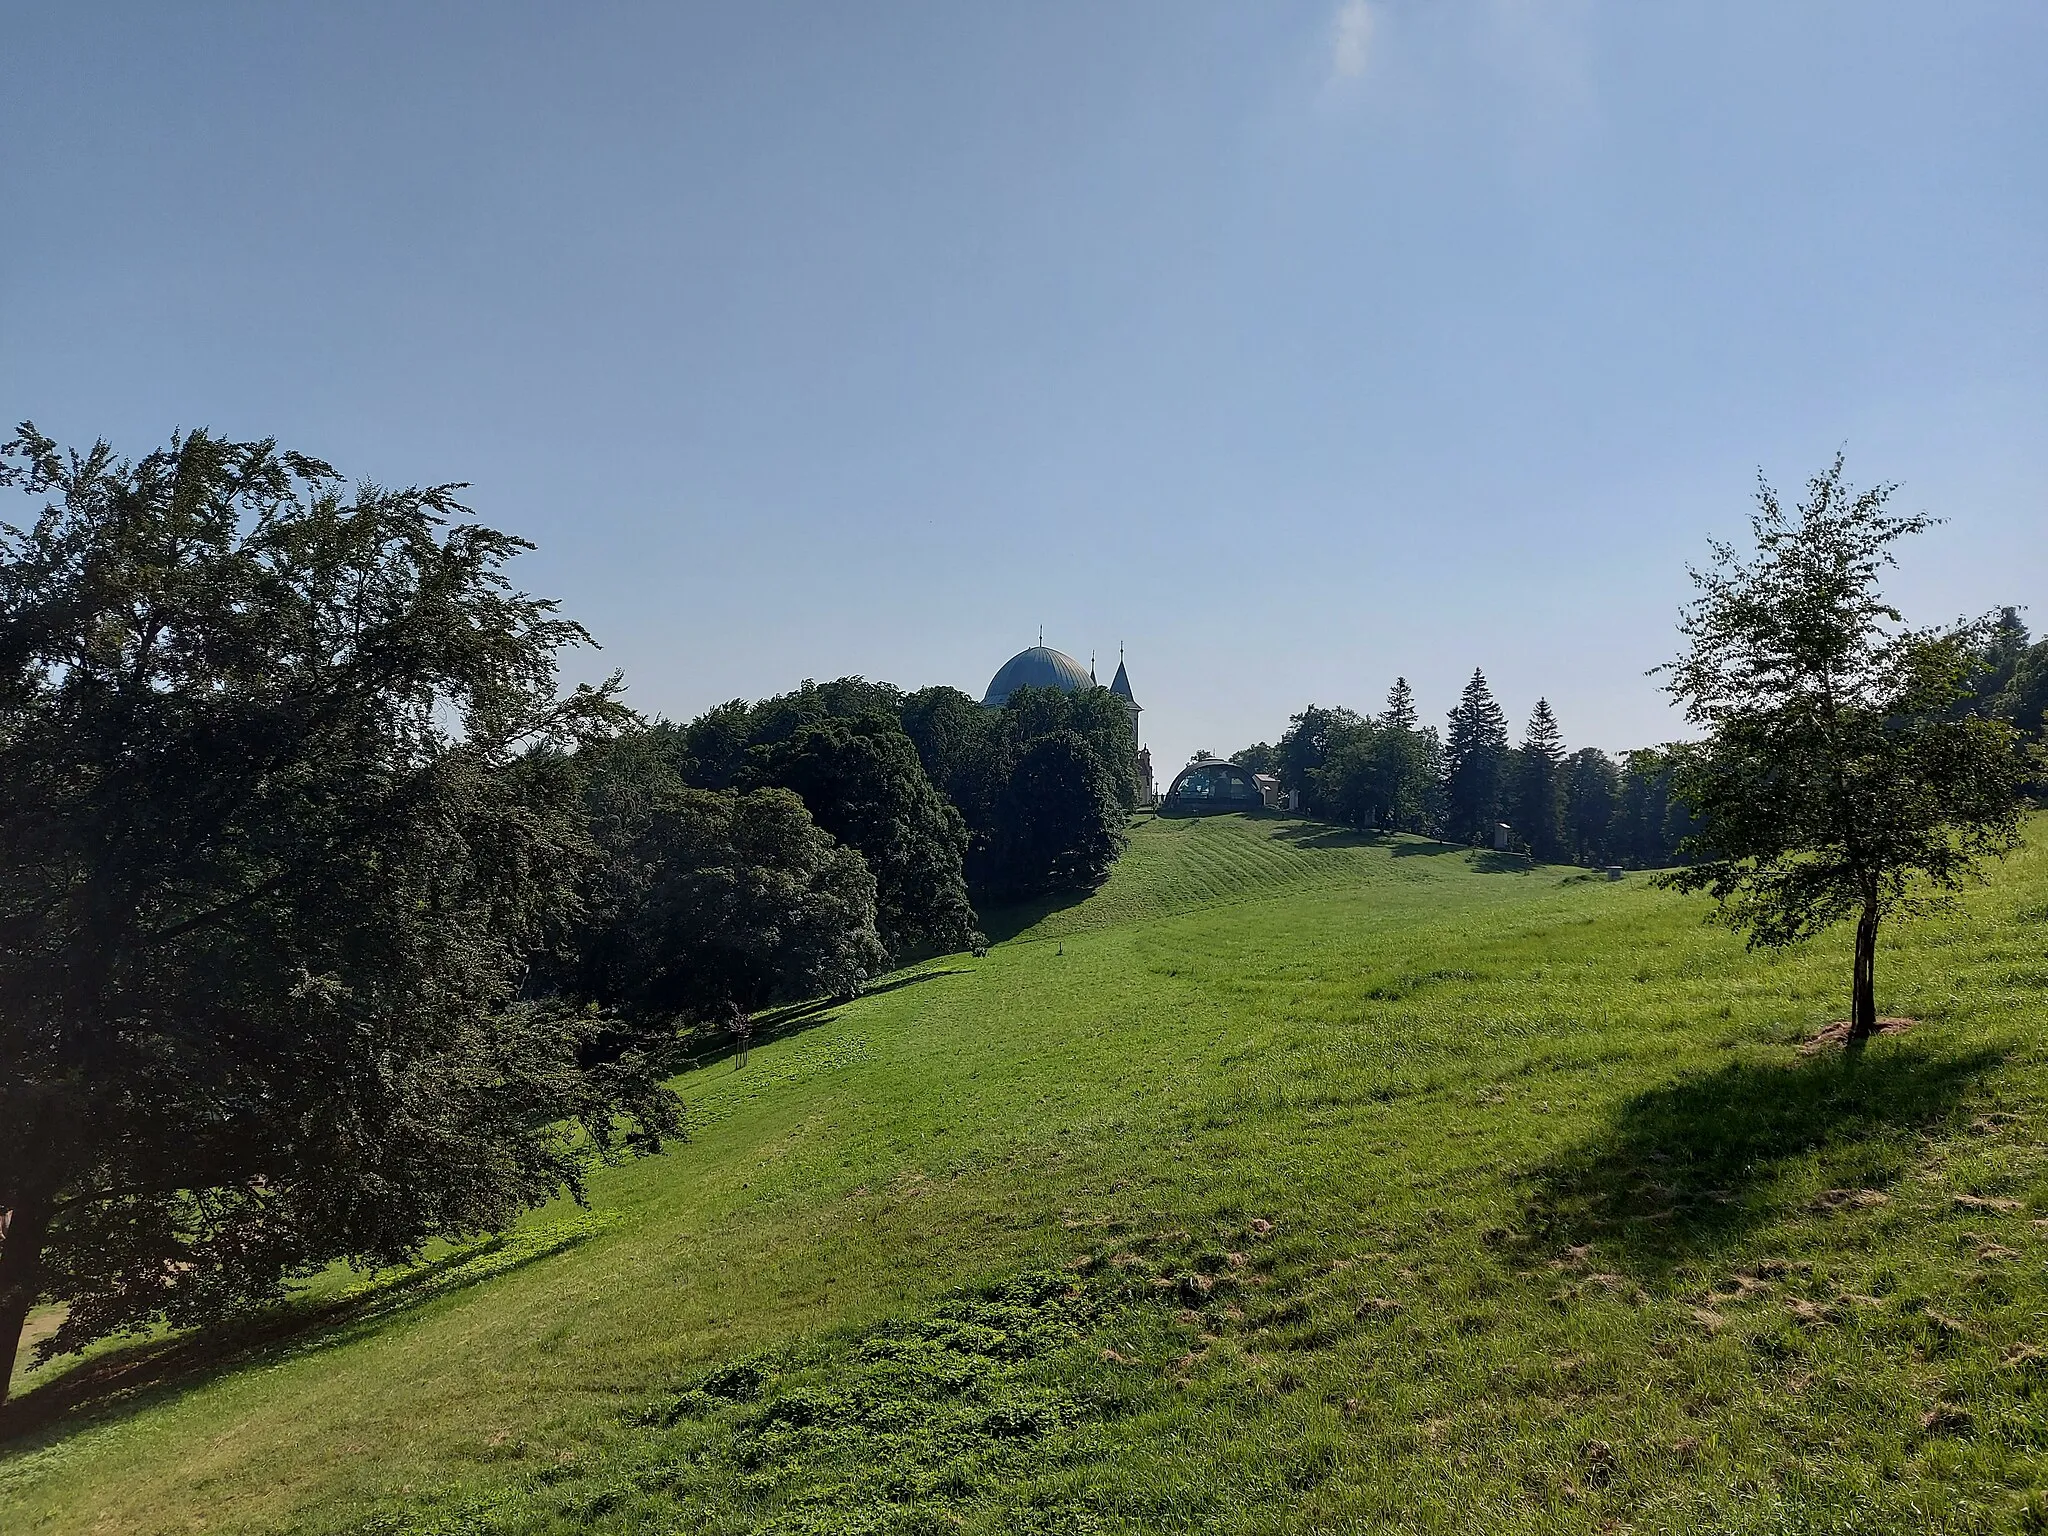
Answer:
[975,891,1097,946]
[1524,1044,2002,1282]
[666,968,973,1073]
[1266,823,1393,851]
[0,1218,603,1450]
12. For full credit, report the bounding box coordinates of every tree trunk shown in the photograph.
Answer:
[0,1188,55,1409]
[1848,897,1880,1047]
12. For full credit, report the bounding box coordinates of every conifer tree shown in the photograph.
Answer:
[0,425,678,1401]
[1662,456,2023,1042]
[1381,677,1418,732]
[1508,699,1568,860]
[1442,669,1510,845]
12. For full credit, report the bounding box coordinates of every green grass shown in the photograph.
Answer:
[8,812,2048,1533]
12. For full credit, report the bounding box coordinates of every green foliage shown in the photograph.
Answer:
[750,718,979,959]
[668,684,980,960]
[1443,669,1511,844]
[978,730,1127,898]
[1310,718,1442,833]
[1381,676,1418,732]
[1661,456,2024,1038]
[991,684,1139,811]
[1507,699,1567,861]
[563,738,886,1016]
[676,676,1131,924]
[0,425,677,1402]
[1230,740,1280,777]
[899,685,1001,817]
[1273,705,1367,814]
[1564,746,1620,864]
[1610,746,1698,869]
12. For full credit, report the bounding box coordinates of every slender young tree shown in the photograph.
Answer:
[1661,456,2023,1044]
[1442,669,1510,845]
[0,426,677,1402]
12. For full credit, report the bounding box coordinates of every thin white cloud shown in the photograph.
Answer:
[1331,0,1375,81]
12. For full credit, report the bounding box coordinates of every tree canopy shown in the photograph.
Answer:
[749,717,979,958]
[0,425,677,1401]
[566,747,886,1018]
[1443,670,1511,845]
[1660,456,2024,1042]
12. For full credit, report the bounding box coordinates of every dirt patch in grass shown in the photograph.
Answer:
[1799,1017,1918,1053]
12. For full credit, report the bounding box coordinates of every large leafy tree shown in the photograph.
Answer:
[567,749,885,1017]
[1662,457,2023,1043]
[749,717,980,959]
[899,685,1001,818]
[1610,747,1697,868]
[994,684,1139,809]
[1275,705,1366,816]
[1442,669,1511,845]
[981,730,1127,898]
[1230,741,1280,778]
[1312,717,1440,834]
[0,426,678,1402]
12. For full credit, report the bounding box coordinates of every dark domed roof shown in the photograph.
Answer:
[982,645,1095,707]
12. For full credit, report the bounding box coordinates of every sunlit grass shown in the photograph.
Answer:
[6,813,2048,1533]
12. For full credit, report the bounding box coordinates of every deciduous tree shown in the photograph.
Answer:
[1661,457,2023,1043]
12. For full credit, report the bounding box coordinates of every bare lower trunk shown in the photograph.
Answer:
[1847,898,1880,1047]
[0,1189,54,1408]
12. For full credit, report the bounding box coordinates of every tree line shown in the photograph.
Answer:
[1228,593,2045,873]
[1228,677,1699,868]
[550,674,1135,1024]
[0,426,1131,1401]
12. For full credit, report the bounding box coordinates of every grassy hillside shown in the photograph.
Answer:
[7,813,2048,1534]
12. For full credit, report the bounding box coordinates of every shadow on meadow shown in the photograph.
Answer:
[1266,822,1392,851]
[975,889,1097,946]
[0,1217,603,1451]
[672,967,974,1073]
[1525,1043,2002,1279]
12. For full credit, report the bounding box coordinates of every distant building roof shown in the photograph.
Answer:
[982,645,1096,707]
[1108,658,1137,704]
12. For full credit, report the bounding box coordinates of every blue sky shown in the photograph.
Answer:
[3,2,2043,771]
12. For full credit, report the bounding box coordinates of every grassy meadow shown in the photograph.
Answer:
[7,811,2048,1533]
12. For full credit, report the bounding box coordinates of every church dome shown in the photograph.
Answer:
[982,645,1095,707]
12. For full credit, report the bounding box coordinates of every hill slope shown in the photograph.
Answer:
[7,814,2048,1534]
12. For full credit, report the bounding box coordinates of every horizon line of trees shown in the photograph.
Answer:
[1228,673,1701,868]
[1226,598,2047,869]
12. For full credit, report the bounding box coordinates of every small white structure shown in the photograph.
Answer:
[1606,865,1625,881]
[1493,822,1512,852]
